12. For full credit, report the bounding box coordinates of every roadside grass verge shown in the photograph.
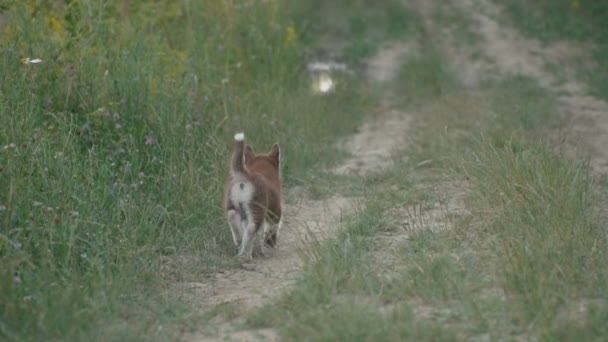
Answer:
[248,198,457,341]
[0,1,368,340]
[463,139,607,330]
[396,55,608,338]
[247,14,608,339]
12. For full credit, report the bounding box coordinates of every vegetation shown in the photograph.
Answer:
[249,1,608,340]
[501,0,608,98]
[2,0,607,340]
[0,0,367,340]
[297,0,416,61]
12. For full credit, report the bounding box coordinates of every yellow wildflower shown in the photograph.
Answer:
[50,16,65,40]
[173,50,189,75]
[569,0,580,10]
[284,26,297,47]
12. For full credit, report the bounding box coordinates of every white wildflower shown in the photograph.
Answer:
[23,58,43,64]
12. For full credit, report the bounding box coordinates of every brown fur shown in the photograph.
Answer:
[223,133,282,259]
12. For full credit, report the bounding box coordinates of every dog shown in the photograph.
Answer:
[223,132,282,259]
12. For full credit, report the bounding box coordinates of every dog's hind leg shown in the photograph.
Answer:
[253,223,268,257]
[264,219,282,248]
[227,209,242,247]
[238,223,256,260]
[238,213,263,260]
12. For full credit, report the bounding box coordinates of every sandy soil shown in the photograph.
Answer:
[180,195,354,341]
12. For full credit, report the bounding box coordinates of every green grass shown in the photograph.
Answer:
[0,0,369,340]
[500,0,608,99]
[247,2,608,338]
[248,198,457,341]
[4,0,606,340]
[395,51,454,106]
[259,88,607,340]
[299,0,418,61]
[433,1,481,49]
[463,140,607,326]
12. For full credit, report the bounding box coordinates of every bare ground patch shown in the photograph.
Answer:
[334,41,418,176]
[179,194,354,341]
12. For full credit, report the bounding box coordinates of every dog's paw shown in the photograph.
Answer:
[264,231,278,248]
[240,262,256,271]
[237,250,253,261]
[253,245,265,258]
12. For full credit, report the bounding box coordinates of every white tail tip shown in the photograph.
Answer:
[234,132,245,141]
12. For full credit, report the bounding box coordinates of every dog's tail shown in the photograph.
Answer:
[231,132,246,175]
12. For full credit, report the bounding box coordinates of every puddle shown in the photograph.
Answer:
[307,61,349,73]
[311,72,335,94]
[307,61,350,94]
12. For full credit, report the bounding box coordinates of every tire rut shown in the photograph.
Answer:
[452,0,608,175]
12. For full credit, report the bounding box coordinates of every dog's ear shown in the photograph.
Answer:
[244,144,255,163]
[269,143,280,165]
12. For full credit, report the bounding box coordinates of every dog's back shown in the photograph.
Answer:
[246,146,281,224]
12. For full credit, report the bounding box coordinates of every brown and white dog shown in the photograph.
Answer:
[223,132,282,259]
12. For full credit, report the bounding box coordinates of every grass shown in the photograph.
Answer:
[246,0,608,339]
[433,1,481,49]
[0,0,370,340]
[463,140,606,326]
[4,0,606,340]
[248,198,458,341]
[298,0,417,61]
[500,0,608,99]
[395,51,453,106]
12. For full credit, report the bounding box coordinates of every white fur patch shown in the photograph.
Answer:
[230,180,254,206]
[234,132,245,141]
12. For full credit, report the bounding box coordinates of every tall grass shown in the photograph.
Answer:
[400,45,608,335]
[395,47,608,337]
[463,139,607,325]
[0,0,367,340]
[250,9,608,336]
[249,199,457,341]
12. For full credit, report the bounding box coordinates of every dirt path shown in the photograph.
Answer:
[448,0,608,175]
[180,194,353,341]
[333,40,418,175]
[180,1,608,339]
[179,43,416,341]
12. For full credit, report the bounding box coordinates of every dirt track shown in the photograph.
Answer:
[446,0,608,175]
[178,37,415,341]
[181,0,608,339]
